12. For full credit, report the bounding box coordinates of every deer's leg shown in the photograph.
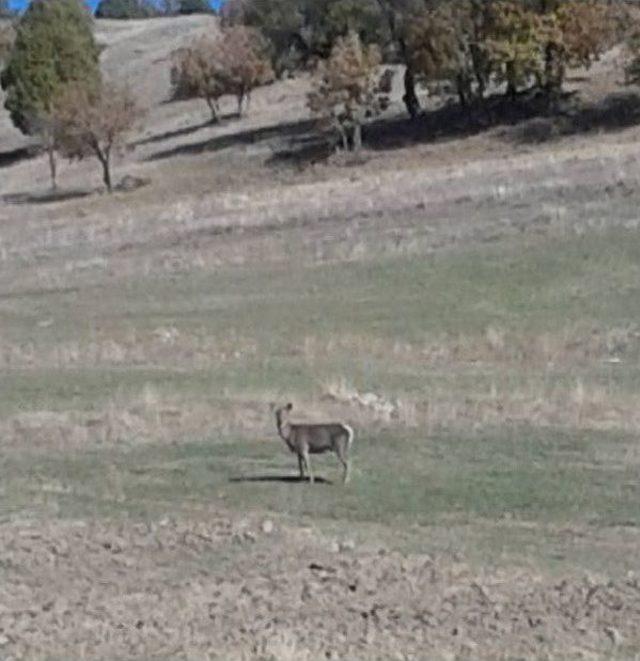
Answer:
[297,453,305,480]
[336,445,350,484]
[302,446,314,484]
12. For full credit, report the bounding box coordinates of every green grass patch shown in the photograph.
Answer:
[4,426,638,531]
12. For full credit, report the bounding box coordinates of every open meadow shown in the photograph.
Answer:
[2,14,640,660]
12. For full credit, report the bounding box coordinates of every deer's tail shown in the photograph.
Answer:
[342,423,355,450]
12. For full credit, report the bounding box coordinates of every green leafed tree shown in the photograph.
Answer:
[176,0,212,14]
[0,22,13,62]
[222,0,387,77]
[95,0,159,19]
[0,0,14,18]
[0,0,100,190]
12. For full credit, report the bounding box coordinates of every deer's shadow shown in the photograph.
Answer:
[229,474,333,485]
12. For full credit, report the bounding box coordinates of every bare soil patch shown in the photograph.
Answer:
[2,515,639,660]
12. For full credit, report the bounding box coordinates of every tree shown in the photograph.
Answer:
[0,22,13,62]
[222,0,388,77]
[176,0,212,14]
[0,0,100,190]
[53,82,144,193]
[0,0,14,18]
[374,0,427,118]
[221,0,308,76]
[484,1,546,98]
[215,26,274,115]
[161,0,213,14]
[170,26,273,120]
[550,0,612,87]
[171,38,225,120]
[407,4,478,107]
[306,0,387,57]
[308,31,392,152]
[95,0,159,18]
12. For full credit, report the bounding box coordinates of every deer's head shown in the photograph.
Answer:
[273,402,293,431]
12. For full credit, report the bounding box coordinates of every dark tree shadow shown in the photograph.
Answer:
[266,135,334,168]
[2,189,93,205]
[510,91,640,144]
[0,145,39,169]
[229,474,333,485]
[146,117,319,162]
[145,88,640,169]
[365,90,568,152]
[360,89,640,152]
[132,113,238,148]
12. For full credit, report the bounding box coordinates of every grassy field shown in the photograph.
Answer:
[3,425,639,573]
[3,17,640,656]
[3,226,640,578]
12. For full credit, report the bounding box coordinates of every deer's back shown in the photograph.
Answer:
[291,423,348,453]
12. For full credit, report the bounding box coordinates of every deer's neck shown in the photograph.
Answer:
[278,421,294,449]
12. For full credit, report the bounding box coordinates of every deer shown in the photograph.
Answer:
[273,403,354,484]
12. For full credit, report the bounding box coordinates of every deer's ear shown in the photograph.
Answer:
[286,402,293,411]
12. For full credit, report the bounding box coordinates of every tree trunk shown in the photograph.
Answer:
[402,63,420,120]
[456,74,469,107]
[98,153,112,193]
[338,124,348,152]
[470,44,487,99]
[352,122,362,153]
[205,96,218,123]
[544,43,565,104]
[236,90,245,117]
[47,143,57,192]
[377,2,421,120]
[506,61,517,100]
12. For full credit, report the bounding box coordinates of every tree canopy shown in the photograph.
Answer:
[1,0,101,135]
[95,0,160,19]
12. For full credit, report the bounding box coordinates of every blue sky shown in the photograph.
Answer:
[10,0,222,11]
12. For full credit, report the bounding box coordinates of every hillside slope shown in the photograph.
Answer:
[0,15,219,154]
[96,15,219,105]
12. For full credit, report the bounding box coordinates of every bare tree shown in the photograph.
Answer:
[54,82,144,192]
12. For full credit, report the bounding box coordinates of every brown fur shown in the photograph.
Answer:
[274,403,354,484]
